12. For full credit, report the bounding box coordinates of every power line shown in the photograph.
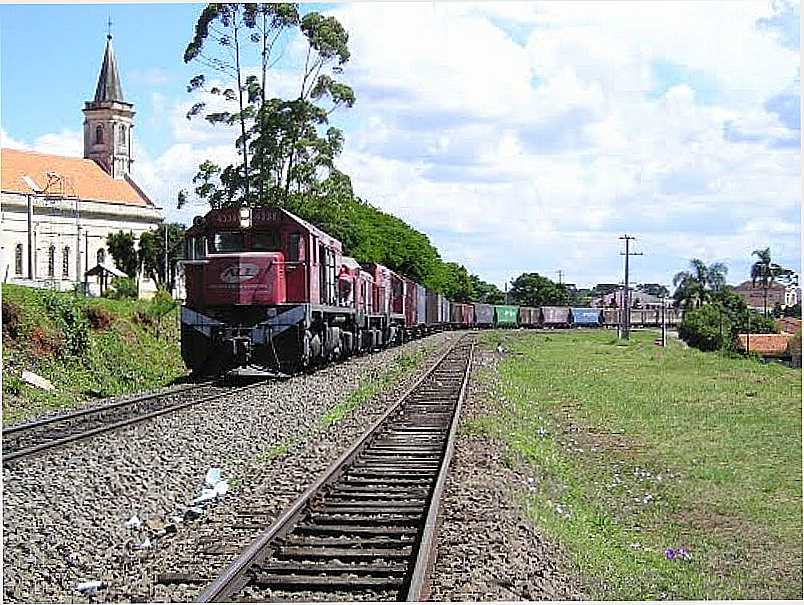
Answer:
[619,234,643,340]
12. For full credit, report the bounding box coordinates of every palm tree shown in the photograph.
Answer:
[751,247,792,317]
[672,259,728,309]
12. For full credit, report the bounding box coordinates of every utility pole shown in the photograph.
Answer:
[661,295,667,347]
[164,223,169,294]
[556,270,563,285]
[619,234,643,340]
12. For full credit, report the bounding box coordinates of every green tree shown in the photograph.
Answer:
[672,259,728,309]
[180,3,355,209]
[106,231,138,278]
[750,247,793,317]
[637,283,670,297]
[510,273,569,307]
[139,224,186,291]
[469,275,504,304]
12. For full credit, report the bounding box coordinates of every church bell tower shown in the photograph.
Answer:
[83,34,134,179]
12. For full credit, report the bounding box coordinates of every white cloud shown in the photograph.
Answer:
[4,2,799,289]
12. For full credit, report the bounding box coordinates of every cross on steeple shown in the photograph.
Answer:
[107,15,112,40]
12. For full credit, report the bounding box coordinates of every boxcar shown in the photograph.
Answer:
[450,302,474,328]
[404,278,417,331]
[601,308,619,327]
[416,283,427,330]
[570,307,602,327]
[494,305,519,327]
[540,306,571,328]
[425,291,440,326]
[518,306,540,327]
[440,295,451,325]
[474,303,494,327]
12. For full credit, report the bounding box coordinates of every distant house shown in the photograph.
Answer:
[732,280,786,311]
[776,317,802,335]
[591,289,666,309]
[735,333,792,359]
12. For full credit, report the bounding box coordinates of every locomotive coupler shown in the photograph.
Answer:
[226,336,252,366]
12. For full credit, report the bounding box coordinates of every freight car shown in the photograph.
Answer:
[473,303,495,328]
[540,306,571,328]
[570,307,602,327]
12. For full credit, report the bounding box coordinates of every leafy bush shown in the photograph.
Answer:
[680,296,779,353]
[4,373,23,396]
[42,291,89,357]
[679,305,732,351]
[108,276,138,300]
[787,329,801,362]
[144,289,178,339]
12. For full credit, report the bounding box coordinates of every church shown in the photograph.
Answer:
[1,34,163,296]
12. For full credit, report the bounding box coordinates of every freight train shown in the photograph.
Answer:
[181,207,681,375]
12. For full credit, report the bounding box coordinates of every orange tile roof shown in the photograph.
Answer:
[735,333,791,357]
[1,148,152,207]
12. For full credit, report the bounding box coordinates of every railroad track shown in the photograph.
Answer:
[191,336,474,603]
[2,381,268,465]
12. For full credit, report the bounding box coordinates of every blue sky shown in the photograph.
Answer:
[1,1,800,290]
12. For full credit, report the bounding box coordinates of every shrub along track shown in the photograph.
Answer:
[2,381,269,465]
[155,336,475,603]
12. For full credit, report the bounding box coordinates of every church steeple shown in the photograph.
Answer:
[93,34,125,104]
[83,33,135,180]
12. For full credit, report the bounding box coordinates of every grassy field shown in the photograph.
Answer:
[2,284,185,424]
[468,329,801,600]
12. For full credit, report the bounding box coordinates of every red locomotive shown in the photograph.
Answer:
[181,206,426,375]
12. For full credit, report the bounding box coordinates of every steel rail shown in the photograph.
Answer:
[2,381,266,465]
[405,338,475,601]
[196,335,472,603]
[2,381,213,436]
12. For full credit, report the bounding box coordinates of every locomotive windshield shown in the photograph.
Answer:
[209,231,244,253]
[252,230,281,252]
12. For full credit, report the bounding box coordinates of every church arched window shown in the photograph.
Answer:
[63,246,70,278]
[14,243,23,276]
[119,126,126,146]
[95,124,104,144]
[47,245,55,278]
[97,248,106,265]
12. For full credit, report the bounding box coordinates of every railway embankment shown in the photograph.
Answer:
[2,284,185,425]
[2,331,461,603]
[447,329,801,600]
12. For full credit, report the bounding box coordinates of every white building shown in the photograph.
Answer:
[1,34,162,296]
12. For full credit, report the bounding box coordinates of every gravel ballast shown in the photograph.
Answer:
[3,332,461,603]
[427,344,586,601]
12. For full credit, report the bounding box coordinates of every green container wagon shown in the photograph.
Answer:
[493,305,519,327]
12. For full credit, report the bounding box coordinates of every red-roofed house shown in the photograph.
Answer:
[735,333,792,359]
[1,35,162,296]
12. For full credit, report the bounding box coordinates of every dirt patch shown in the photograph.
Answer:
[30,326,63,358]
[85,305,114,330]
[2,300,23,340]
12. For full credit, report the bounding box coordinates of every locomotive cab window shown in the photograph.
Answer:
[287,232,302,262]
[209,231,243,253]
[252,230,281,252]
[194,236,207,259]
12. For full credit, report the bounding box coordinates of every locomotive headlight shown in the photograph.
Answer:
[240,207,252,228]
